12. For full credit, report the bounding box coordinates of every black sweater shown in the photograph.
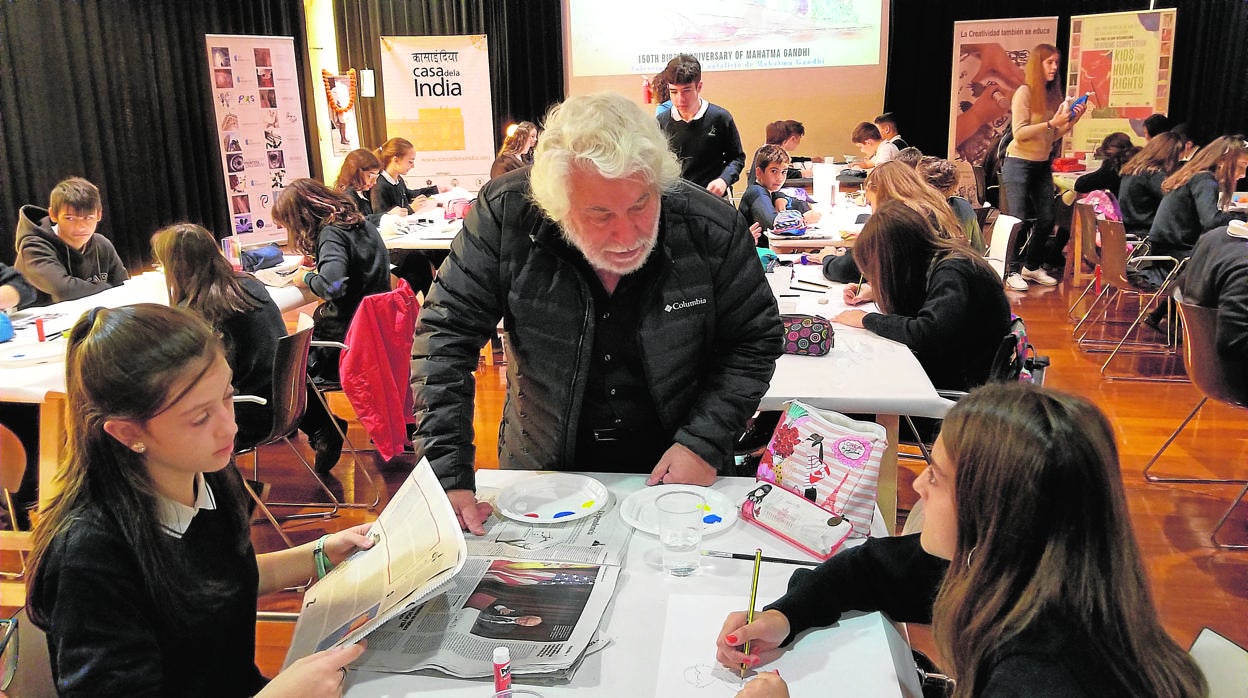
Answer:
[1149,171,1246,255]
[1182,226,1248,367]
[0,262,37,310]
[768,534,1141,697]
[862,256,1011,391]
[657,102,747,189]
[371,174,438,213]
[31,470,266,697]
[1117,171,1166,238]
[307,220,391,342]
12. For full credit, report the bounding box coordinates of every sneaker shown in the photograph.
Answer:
[1005,273,1029,292]
[1020,266,1058,286]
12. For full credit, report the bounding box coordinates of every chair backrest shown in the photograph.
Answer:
[1176,299,1248,408]
[973,205,993,233]
[265,324,315,445]
[0,607,56,697]
[0,425,26,495]
[1096,218,1136,291]
[985,213,1023,279]
[1189,627,1248,698]
[1072,202,1101,268]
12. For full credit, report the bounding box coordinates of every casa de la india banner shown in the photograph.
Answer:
[205,34,311,246]
[379,35,495,189]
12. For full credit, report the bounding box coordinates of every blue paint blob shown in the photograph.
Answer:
[552,511,575,519]
[703,513,722,524]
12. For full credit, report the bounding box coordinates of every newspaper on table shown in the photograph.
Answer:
[283,462,631,680]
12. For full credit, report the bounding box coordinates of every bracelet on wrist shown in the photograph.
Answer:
[313,534,333,579]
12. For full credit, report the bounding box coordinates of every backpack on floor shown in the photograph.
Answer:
[991,314,1049,384]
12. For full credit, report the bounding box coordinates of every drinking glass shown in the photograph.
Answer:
[657,491,704,576]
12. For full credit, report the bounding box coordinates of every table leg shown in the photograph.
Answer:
[876,414,899,534]
[38,393,67,511]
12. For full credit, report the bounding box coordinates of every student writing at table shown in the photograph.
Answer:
[14,177,129,305]
[27,304,373,697]
[716,383,1206,698]
[832,201,1008,393]
[411,92,782,534]
[0,263,41,529]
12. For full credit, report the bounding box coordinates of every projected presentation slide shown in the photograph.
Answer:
[568,0,883,76]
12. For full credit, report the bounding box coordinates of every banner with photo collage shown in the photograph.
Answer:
[1063,9,1177,158]
[205,34,310,246]
[946,16,1059,204]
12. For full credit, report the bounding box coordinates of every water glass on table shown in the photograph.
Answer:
[657,491,705,576]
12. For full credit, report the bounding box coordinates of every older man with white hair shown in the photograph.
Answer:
[411,92,782,534]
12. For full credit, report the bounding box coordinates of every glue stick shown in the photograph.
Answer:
[492,646,512,696]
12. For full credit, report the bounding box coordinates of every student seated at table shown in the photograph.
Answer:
[15,177,128,304]
[817,161,973,284]
[893,146,923,169]
[831,201,1008,392]
[850,121,899,170]
[1148,134,1248,260]
[152,223,286,448]
[334,148,384,217]
[739,145,822,246]
[917,156,985,253]
[1074,132,1139,196]
[715,383,1206,698]
[274,178,391,473]
[490,121,538,180]
[1117,131,1185,239]
[0,263,41,528]
[1182,222,1248,370]
[27,303,373,696]
[371,137,444,215]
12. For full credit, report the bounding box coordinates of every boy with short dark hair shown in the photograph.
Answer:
[851,122,899,169]
[739,145,821,245]
[15,177,128,304]
[657,54,746,197]
[873,112,909,150]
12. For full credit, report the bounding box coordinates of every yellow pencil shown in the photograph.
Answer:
[741,548,763,679]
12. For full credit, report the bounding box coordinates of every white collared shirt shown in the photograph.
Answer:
[156,472,218,539]
[671,98,709,123]
[380,170,400,186]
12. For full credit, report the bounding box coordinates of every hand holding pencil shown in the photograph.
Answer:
[714,608,791,674]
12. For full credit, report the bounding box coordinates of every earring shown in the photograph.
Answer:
[132,442,147,454]
[966,546,977,567]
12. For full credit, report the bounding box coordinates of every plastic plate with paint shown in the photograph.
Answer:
[495,473,611,524]
[620,484,737,537]
[0,340,66,367]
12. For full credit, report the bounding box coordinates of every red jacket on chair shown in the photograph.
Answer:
[339,279,419,460]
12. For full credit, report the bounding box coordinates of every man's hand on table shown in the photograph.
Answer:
[447,489,494,535]
[647,443,717,486]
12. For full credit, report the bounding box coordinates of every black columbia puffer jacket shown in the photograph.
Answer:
[411,172,782,492]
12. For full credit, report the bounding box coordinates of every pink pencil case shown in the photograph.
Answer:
[741,481,854,561]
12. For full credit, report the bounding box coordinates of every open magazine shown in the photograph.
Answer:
[283,461,628,680]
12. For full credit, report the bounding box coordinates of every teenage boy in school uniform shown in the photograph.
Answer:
[657,53,746,198]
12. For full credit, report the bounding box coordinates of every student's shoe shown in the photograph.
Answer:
[310,417,348,475]
[1020,266,1058,286]
[1005,273,1029,292]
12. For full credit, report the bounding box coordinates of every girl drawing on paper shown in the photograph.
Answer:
[714,383,1205,698]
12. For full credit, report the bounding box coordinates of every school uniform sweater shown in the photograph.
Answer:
[0,262,37,309]
[657,102,746,189]
[1117,171,1167,238]
[1148,171,1246,256]
[371,173,438,213]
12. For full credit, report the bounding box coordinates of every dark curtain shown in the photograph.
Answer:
[885,0,1248,157]
[333,0,564,153]
[0,0,309,269]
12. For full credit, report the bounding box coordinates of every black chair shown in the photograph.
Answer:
[1143,298,1248,549]
[233,317,343,547]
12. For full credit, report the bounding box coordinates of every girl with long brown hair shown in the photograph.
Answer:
[273,178,390,472]
[1149,135,1248,258]
[333,148,383,216]
[490,121,538,179]
[152,223,285,447]
[831,201,1008,391]
[865,161,967,244]
[1118,131,1185,238]
[1001,44,1088,292]
[715,382,1206,698]
[27,304,372,696]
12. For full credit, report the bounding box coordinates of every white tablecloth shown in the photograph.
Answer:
[345,471,919,698]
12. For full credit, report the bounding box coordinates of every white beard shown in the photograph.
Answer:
[560,215,660,276]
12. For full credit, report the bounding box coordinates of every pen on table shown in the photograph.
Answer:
[703,550,819,566]
[778,293,800,298]
[742,548,762,679]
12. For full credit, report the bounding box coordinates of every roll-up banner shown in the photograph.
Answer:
[205,35,310,247]
[379,35,495,191]
[947,17,1059,204]
[1063,9,1177,158]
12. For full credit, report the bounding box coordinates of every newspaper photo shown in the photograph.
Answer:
[283,459,467,666]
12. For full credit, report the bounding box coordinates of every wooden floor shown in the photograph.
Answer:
[236,277,1247,676]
